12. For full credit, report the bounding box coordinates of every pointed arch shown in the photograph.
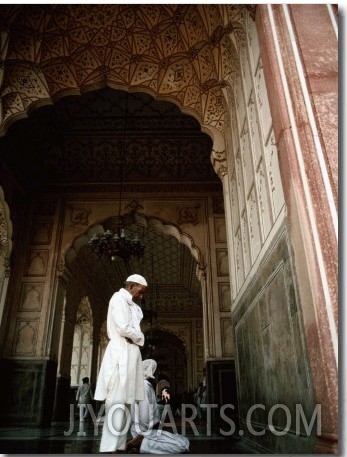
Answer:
[70,296,93,386]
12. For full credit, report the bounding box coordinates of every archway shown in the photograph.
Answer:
[53,210,207,421]
[142,328,188,400]
[0,5,338,453]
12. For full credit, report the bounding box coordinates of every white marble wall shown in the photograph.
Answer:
[225,14,285,301]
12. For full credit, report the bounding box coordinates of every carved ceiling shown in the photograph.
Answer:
[0,87,220,317]
[0,4,254,139]
[0,3,252,317]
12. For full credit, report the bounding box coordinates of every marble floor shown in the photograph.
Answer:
[0,418,259,455]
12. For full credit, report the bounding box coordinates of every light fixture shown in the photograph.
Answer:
[88,94,145,264]
[88,222,144,263]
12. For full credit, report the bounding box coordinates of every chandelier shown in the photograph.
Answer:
[88,219,145,263]
[88,93,145,263]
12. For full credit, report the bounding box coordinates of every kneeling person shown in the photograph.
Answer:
[126,359,190,454]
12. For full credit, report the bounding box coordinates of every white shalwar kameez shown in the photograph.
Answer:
[94,288,145,453]
[130,362,190,454]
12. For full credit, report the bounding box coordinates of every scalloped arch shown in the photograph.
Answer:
[0,3,247,155]
[144,325,187,349]
[63,213,202,274]
[0,186,13,258]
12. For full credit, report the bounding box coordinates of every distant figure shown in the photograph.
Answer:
[156,376,170,398]
[76,377,93,422]
[161,387,170,404]
[156,376,171,417]
[197,369,207,422]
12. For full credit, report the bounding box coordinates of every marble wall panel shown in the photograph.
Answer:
[12,318,39,356]
[25,250,49,277]
[214,217,227,243]
[218,282,231,312]
[232,228,315,453]
[29,221,53,245]
[216,248,229,277]
[0,359,57,425]
[19,283,44,311]
[220,317,233,357]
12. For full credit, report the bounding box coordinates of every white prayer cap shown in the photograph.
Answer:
[142,359,157,379]
[126,274,148,287]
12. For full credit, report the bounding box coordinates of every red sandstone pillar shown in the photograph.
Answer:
[255,4,338,454]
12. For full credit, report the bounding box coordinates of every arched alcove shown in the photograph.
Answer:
[142,328,188,401]
[58,211,206,411]
[0,5,338,454]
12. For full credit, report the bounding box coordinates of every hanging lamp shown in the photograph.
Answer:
[88,94,145,263]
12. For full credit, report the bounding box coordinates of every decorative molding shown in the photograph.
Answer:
[211,149,228,178]
[25,249,49,276]
[214,217,227,243]
[19,283,44,312]
[25,250,49,277]
[67,205,91,227]
[0,207,8,256]
[13,318,39,356]
[220,317,233,356]
[216,248,229,277]
[0,189,12,261]
[29,221,53,245]
[176,204,201,226]
[218,282,232,312]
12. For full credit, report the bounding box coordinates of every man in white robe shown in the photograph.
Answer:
[94,274,148,453]
[126,359,190,454]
